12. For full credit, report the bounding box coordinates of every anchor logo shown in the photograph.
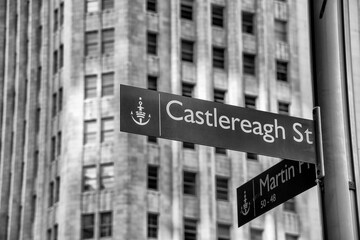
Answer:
[240,191,251,216]
[131,97,151,126]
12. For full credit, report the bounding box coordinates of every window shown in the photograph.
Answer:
[52,93,57,116]
[51,136,56,160]
[55,177,60,203]
[182,82,194,97]
[245,95,256,109]
[218,224,230,240]
[147,0,157,12]
[285,233,298,240]
[60,3,64,26]
[102,0,114,10]
[82,214,95,239]
[100,163,114,189]
[147,32,157,55]
[275,20,287,42]
[100,212,112,237]
[47,229,52,240]
[101,117,114,142]
[214,89,226,103]
[102,72,114,96]
[49,181,54,206]
[183,171,196,195]
[102,28,114,54]
[54,9,58,32]
[86,0,98,13]
[59,87,63,111]
[181,0,193,20]
[250,228,263,240]
[148,213,158,238]
[184,218,197,240]
[54,224,58,240]
[276,60,288,82]
[181,39,194,62]
[278,102,289,115]
[216,176,228,201]
[212,5,224,27]
[213,47,225,69]
[84,120,97,144]
[242,12,254,34]
[284,198,296,212]
[243,53,256,75]
[83,166,96,191]
[148,75,157,91]
[85,31,98,56]
[57,131,61,156]
[215,147,226,155]
[147,165,158,190]
[85,75,97,99]
[53,50,58,74]
[59,44,64,69]
[247,152,258,161]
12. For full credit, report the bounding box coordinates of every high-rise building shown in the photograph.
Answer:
[0,0,322,239]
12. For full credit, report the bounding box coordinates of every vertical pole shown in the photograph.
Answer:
[309,0,359,239]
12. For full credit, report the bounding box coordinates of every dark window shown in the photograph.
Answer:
[82,214,95,239]
[212,5,224,27]
[83,166,96,191]
[250,228,263,240]
[51,136,56,160]
[148,136,157,143]
[285,233,298,240]
[183,171,196,195]
[54,224,58,240]
[60,3,64,26]
[102,72,114,96]
[59,44,64,69]
[53,50,58,74]
[218,224,230,240]
[215,147,227,155]
[147,165,158,190]
[147,32,157,55]
[85,31,98,56]
[84,120,97,144]
[284,198,296,212]
[100,212,112,237]
[47,229,52,240]
[49,181,54,206]
[182,82,194,97]
[147,0,157,12]
[102,0,114,10]
[85,75,97,99]
[148,75,158,91]
[100,163,114,189]
[86,0,98,13]
[59,87,63,111]
[52,93,57,116]
[55,177,60,202]
[148,213,158,238]
[213,47,225,69]
[275,20,287,42]
[102,28,114,54]
[276,60,288,82]
[184,218,197,240]
[57,131,61,156]
[216,176,228,201]
[278,102,289,115]
[181,0,193,20]
[101,117,114,142]
[183,141,195,149]
[245,95,256,109]
[242,12,254,34]
[214,89,226,103]
[247,152,258,161]
[243,53,255,75]
[181,39,194,62]
[54,9,58,32]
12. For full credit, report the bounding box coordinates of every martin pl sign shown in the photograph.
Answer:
[237,160,316,227]
[120,85,316,163]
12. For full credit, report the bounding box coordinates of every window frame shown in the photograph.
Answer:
[83,165,97,192]
[100,163,114,190]
[82,214,95,239]
[99,212,112,237]
[213,46,225,69]
[147,31,158,55]
[101,72,114,97]
[147,212,159,238]
[101,117,114,142]
[181,0,193,20]
[216,176,229,201]
[181,39,195,63]
[101,28,115,55]
[276,60,288,82]
[84,120,97,144]
[183,171,197,196]
[147,164,159,190]
[212,4,224,27]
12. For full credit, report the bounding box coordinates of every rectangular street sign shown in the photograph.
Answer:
[120,84,316,163]
[237,159,316,227]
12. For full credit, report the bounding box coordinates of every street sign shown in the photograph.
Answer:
[120,84,316,163]
[237,159,316,227]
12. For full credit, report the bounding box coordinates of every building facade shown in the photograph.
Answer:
[0,0,323,239]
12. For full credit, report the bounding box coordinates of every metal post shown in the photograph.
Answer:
[309,0,359,239]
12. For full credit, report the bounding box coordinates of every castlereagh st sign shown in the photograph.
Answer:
[120,85,316,163]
